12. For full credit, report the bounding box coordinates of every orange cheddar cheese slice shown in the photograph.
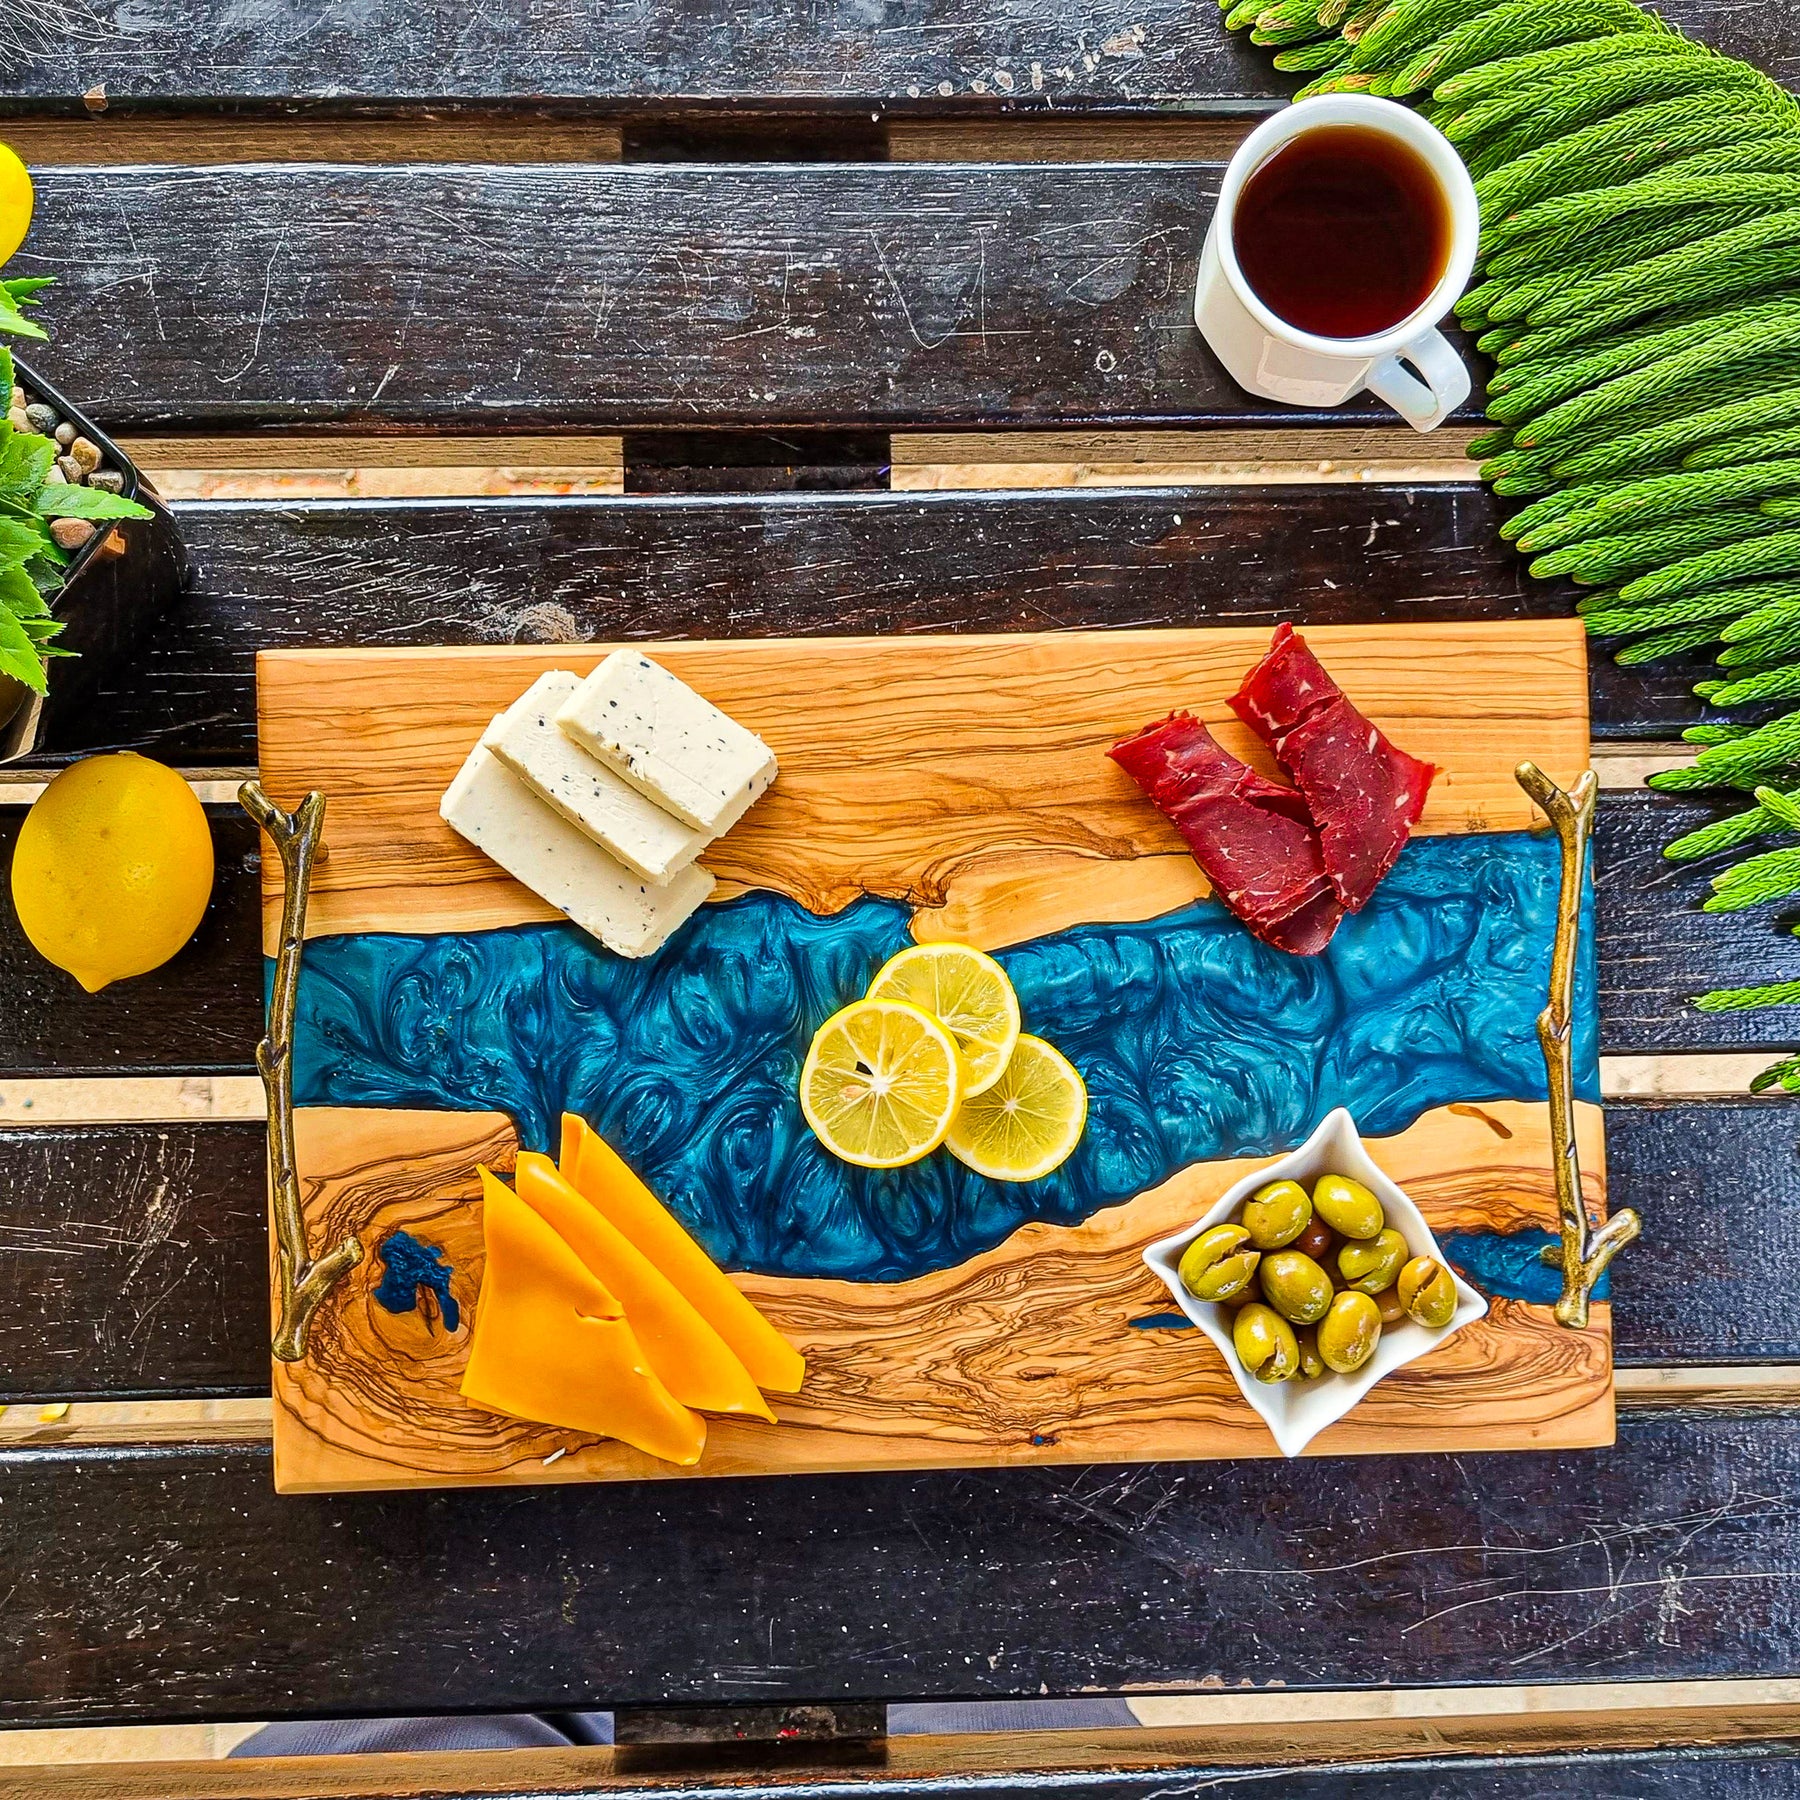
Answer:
[460,1167,706,1466]
[515,1151,774,1421]
[559,1113,806,1395]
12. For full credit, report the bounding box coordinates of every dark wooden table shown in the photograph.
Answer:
[3,2,1800,1795]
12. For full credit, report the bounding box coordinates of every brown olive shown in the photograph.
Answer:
[1241,1178,1312,1250]
[1338,1227,1408,1296]
[1316,1290,1382,1373]
[1178,1223,1261,1303]
[1312,1172,1385,1241]
[1259,1249,1335,1325]
[1371,1284,1407,1325]
[1292,1216,1336,1262]
[1397,1255,1458,1328]
[1295,1326,1325,1381]
[1233,1303,1300,1382]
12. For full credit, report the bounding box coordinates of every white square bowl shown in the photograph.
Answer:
[1142,1106,1487,1458]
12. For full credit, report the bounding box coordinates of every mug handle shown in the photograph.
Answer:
[1366,328,1472,434]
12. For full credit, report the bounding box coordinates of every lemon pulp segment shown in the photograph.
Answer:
[944,1034,1087,1183]
[866,941,1021,1096]
[800,998,963,1169]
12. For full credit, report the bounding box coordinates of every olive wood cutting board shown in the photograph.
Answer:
[255,621,1610,1492]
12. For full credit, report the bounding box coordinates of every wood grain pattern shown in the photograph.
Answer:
[2,1,1784,124]
[253,623,1589,947]
[27,491,1707,772]
[0,1097,1780,1405]
[272,1101,1610,1493]
[6,1408,1797,1724]
[21,164,1488,434]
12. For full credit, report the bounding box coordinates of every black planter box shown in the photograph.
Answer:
[0,360,189,762]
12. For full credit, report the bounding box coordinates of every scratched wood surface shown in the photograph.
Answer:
[253,623,1589,944]
[4,1405,1797,1723]
[20,164,1490,434]
[271,1101,1611,1492]
[0,1098,1787,1406]
[32,491,1714,772]
[4,0,1789,122]
[11,1741,1799,1800]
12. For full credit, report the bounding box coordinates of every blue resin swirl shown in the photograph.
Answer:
[288,830,1597,1285]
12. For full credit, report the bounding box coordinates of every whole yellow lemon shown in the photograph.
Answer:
[0,142,32,268]
[11,753,214,991]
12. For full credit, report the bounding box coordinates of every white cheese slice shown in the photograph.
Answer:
[484,671,711,886]
[555,649,779,835]
[440,738,714,959]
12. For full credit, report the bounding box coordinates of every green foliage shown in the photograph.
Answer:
[0,324,152,692]
[1220,0,1800,1076]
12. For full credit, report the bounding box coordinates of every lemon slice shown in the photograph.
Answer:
[944,1035,1087,1183]
[800,998,963,1169]
[866,941,1022,1097]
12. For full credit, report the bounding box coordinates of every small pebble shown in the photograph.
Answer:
[49,517,96,551]
[96,527,128,560]
[86,469,123,494]
[53,422,74,447]
[24,403,58,435]
[40,465,66,485]
[6,407,28,433]
[8,384,21,406]
[68,435,100,474]
[54,455,84,485]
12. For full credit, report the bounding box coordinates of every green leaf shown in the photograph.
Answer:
[0,511,50,565]
[0,344,14,400]
[0,604,49,693]
[4,278,53,302]
[0,562,48,618]
[33,484,151,522]
[0,428,54,502]
[0,284,49,342]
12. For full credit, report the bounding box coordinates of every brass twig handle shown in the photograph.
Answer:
[1516,761,1640,1330]
[242,781,363,1363]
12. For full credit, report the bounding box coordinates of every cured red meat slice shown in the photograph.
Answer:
[1229,624,1437,913]
[1109,711,1344,955]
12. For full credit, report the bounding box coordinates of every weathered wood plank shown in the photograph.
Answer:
[33,490,1702,770]
[1595,793,1800,1056]
[16,164,1493,433]
[0,1101,1788,1403]
[0,1410,1795,1722]
[10,1738,1800,1800]
[0,0,1787,117]
[0,1123,266,1401]
[0,807,263,1079]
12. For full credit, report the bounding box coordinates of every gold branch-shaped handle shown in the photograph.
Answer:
[242,781,363,1363]
[1516,761,1640,1330]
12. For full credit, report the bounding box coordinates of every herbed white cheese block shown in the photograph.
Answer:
[555,650,779,835]
[484,671,711,886]
[440,737,714,959]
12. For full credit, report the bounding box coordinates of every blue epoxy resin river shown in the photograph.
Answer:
[285,829,1597,1285]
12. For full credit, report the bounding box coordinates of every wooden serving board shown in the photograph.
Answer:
[256,622,1610,1492]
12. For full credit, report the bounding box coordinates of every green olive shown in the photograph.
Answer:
[1178,1224,1261,1303]
[1233,1303,1300,1383]
[1316,1290,1382,1373]
[1372,1284,1406,1326]
[1312,1173,1385,1240]
[1259,1249,1334,1326]
[1337,1227,1408,1296]
[1397,1255,1458,1328]
[1295,1326,1325,1381]
[1242,1178,1312,1250]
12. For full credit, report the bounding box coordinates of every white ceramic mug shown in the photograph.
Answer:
[1194,94,1479,432]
